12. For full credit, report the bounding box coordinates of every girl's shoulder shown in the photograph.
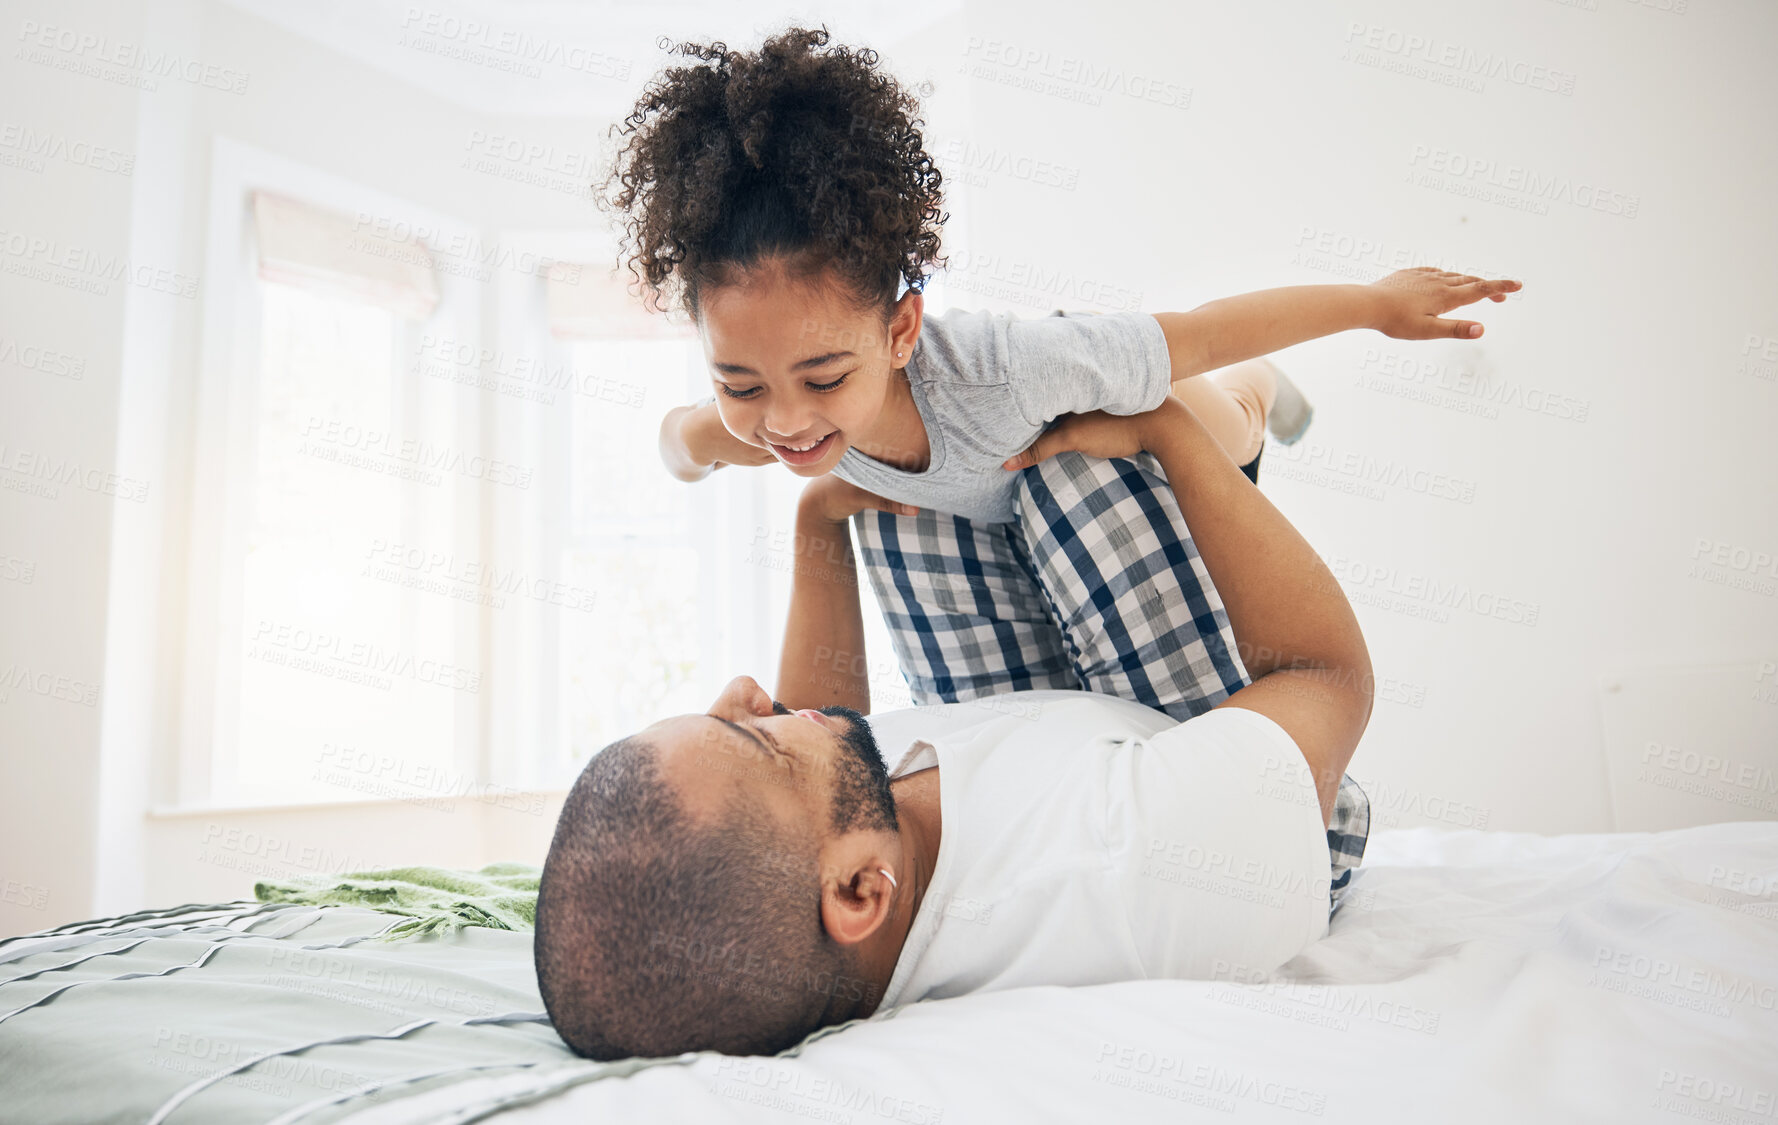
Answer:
[910,306,1019,391]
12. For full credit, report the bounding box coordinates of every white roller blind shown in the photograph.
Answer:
[546,261,695,341]
[251,190,440,321]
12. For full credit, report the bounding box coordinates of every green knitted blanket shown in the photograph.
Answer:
[254,862,541,939]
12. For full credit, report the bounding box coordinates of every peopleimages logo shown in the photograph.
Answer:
[1591,946,1777,1014]
[1092,1041,1327,1115]
[1270,441,1478,504]
[1342,22,1578,96]
[1755,660,1778,706]
[1653,1071,1775,1120]
[411,334,645,408]
[297,417,533,491]
[0,123,134,175]
[0,335,86,379]
[397,8,631,81]
[1140,836,1322,909]
[1210,958,1443,1036]
[1637,741,1778,815]
[709,1058,946,1125]
[1355,348,1590,423]
[0,664,101,707]
[959,38,1192,110]
[0,441,153,502]
[348,213,579,283]
[361,539,596,614]
[0,228,199,298]
[1405,144,1640,218]
[1316,553,1540,628]
[14,20,251,94]
[315,743,546,816]
[247,619,482,694]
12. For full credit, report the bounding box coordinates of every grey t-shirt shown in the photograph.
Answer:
[830,306,1174,523]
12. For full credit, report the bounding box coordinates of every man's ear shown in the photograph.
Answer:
[818,855,897,947]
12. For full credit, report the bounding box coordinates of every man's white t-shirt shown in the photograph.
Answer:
[863,689,1332,1010]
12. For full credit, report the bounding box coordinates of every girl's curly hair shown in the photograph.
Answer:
[597,24,948,325]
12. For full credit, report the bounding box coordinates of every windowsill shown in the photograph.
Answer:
[148,789,568,819]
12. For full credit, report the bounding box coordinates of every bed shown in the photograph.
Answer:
[3,819,1775,1124]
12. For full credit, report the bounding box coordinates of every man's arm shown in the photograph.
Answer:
[774,479,917,714]
[1143,399,1371,824]
[1005,400,1371,825]
[1155,269,1520,382]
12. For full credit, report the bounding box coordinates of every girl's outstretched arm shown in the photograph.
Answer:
[1155,268,1521,382]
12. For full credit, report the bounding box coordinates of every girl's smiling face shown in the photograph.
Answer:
[698,261,923,476]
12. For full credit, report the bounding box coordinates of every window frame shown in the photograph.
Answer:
[485,231,794,790]
[178,137,484,810]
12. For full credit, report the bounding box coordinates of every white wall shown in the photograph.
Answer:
[2,0,148,937]
[2,0,1773,936]
[944,0,1778,833]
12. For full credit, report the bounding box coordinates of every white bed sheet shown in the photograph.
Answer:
[336,819,1778,1125]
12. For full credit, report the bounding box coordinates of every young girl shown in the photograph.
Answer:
[601,25,1518,714]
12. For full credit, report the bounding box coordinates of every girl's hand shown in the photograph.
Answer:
[798,475,919,524]
[680,401,778,469]
[1002,401,1185,470]
[1368,267,1522,340]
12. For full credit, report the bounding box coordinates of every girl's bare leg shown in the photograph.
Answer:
[1167,358,1278,466]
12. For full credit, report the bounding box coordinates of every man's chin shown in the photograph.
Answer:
[817,704,868,728]
[769,700,877,763]
[818,705,879,757]
[768,701,867,726]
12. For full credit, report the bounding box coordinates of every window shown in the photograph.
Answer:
[226,281,462,806]
[558,338,717,754]
[520,266,958,777]
[186,152,946,811]
[183,139,482,810]
[547,337,918,770]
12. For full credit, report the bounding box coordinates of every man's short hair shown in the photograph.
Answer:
[534,734,865,1060]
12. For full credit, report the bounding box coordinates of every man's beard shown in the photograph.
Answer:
[772,700,898,834]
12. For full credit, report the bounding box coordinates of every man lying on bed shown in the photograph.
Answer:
[533,393,1374,1061]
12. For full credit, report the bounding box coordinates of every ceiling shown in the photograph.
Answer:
[222,0,962,119]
